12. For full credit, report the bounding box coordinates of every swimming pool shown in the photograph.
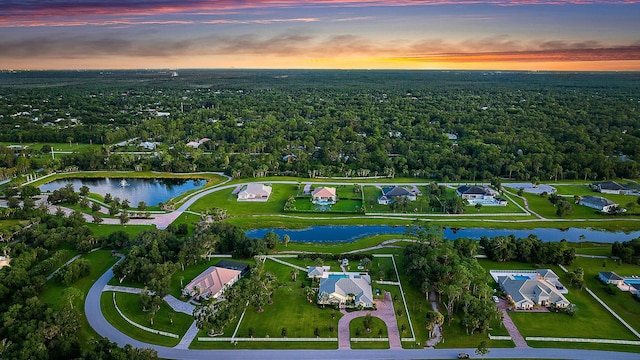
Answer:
[513,275,531,280]
[329,274,349,279]
[624,279,640,285]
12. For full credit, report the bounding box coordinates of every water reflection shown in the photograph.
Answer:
[39,178,204,206]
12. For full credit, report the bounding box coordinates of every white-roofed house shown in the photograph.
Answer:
[317,273,373,309]
[237,183,273,202]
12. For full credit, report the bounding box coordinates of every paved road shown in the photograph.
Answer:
[85,260,640,360]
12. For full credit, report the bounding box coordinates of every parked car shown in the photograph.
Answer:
[458,353,470,359]
[492,295,500,303]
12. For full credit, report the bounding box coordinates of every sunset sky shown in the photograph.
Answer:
[1,0,639,70]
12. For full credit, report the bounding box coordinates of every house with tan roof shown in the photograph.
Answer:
[237,183,272,201]
[182,266,242,300]
[311,187,337,205]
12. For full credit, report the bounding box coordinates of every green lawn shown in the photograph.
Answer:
[100,292,181,347]
[39,249,119,344]
[112,292,193,336]
[566,257,640,334]
[86,223,154,239]
[290,198,363,213]
[476,258,639,342]
[190,184,295,216]
[349,315,388,338]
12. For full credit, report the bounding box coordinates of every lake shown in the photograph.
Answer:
[39,177,204,206]
[246,225,640,243]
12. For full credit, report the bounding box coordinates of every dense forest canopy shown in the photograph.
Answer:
[1,70,639,180]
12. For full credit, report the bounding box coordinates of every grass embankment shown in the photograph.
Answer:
[40,249,119,344]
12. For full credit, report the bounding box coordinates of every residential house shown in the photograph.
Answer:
[311,187,337,204]
[237,183,273,201]
[579,196,618,213]
[216,259,250,277]
[593,181,633,195]
[631,283,640,297]
[317,273,373,309]
[307,266,330,279]
[497,273,570,310]
[598,271,624,286]
[456,185,506,206]
[377,186,417,205]
[182,266,242,300]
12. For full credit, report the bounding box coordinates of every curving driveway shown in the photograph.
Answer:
[86,261,640,360]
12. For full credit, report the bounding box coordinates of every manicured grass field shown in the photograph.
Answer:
[100,292,181,347]
[566,257,640,334]
[113,292,193,336]
[349,314,388,338]
[190,184,295,216]
[477,259,639,342]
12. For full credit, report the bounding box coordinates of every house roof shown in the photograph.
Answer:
[499,275,569,307]
[599,271,623,281]
[240,183,272,197]
[581,196,616,207]
[184,266,241,298]
[307,266,329,277]
[537,269,559,281]
[319,275,373,306]
[382,186,413,197]
[596,181,628,191]
[216,259,250,275]
[312,187,336,198]
[457,185,489,195]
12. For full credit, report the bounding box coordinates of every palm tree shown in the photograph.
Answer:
[62,287,84,309]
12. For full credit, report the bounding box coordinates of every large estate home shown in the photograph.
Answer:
[578,195,619,213]
[592,181,638,195]
[377,186,417,205]
[237,183,272,201]
[491,269,569,310]
[456,185,507,206]
[311,187,337,205]
[312,268,373,309]
[182,266,242,300]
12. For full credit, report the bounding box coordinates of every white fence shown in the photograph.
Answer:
[526,337,640,345]
[112,293,179,339]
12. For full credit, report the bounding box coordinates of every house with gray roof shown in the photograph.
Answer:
[598,271,624,285]
[456,185,507,206]
[497,273,570,310]
[317,273,373,309]
[377,186,417,205]
[593,181,633,195]
[579,195,618,213]
[307,266,330,279]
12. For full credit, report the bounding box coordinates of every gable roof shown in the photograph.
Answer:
[184,266,241,298]
[319,275,373,306]
[307,266,329,277]
[382,186,413,197]
[499,275,569,307]
[312,187,336,198]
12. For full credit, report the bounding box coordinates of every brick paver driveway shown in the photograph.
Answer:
[338,292,401,349]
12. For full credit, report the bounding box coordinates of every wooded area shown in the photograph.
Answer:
[1,70,639,181]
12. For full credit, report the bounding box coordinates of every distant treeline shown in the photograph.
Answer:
[2,70,640,180]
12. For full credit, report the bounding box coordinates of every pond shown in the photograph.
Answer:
[39,177,204,206]
[245,225,640,243]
